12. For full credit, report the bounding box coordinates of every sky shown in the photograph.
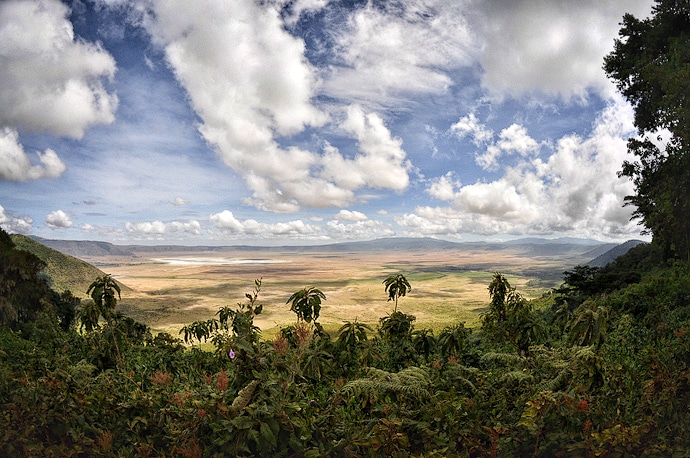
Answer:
[0,0,656,245]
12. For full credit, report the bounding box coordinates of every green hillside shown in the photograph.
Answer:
[10,234,130,298]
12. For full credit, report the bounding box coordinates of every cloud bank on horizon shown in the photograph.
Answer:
[0,0,654,244]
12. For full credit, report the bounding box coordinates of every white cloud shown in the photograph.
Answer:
[0,204,33,234]
[210,210,321,239]
[125,220,201,235]
[474,124,542,171]
[281,0,331,26]
[140,0,338,212]
[326,218,395,240]
[450,113,493,146]
[497,124,540,156]
[0,0,118,138]
[321,105,410,192]
[323,1,476,107]
[172,196,188,206]
[138,0,408,213]
[418,98,641,240]
[427,172,461,202]
[475,0,653,100]
[45,210,73,229]
[334,209,368,221]
[0,127,66,181]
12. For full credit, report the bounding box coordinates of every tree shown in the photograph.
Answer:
[84,274,123,366]
[0,229,51,326]
[83,274,121,330]
[383,273,411,312]
[482,273,543,354]
[287,286,325,323]
[604,0,690,264]
[337,319,373,350]
[438,323,470,359]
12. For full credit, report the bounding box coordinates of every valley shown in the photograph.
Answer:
[87,241,603,336]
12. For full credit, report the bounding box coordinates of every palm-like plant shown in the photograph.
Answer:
[84,274,123,366]
[438,323,470,358]
[412,329,437,359]
[383,273,411,312]
[85,274,121,326]
[337,319,373,350]
[287,286,326,323]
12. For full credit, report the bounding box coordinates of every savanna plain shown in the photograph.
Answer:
[93,245,589,337]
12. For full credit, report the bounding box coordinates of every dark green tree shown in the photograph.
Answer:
[481,272,543,354]
[383,273,411,312]
[604,0,690,263]
[0,229,51,326]
[438,323,470,359]
[83,274,121,331]
[84,274,124,366]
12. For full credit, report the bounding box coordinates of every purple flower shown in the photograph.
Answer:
[228,349,236,359]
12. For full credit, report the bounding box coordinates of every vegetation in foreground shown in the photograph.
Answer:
[3,224,690,457]
[3,1,690,455]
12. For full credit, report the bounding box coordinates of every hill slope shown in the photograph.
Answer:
[587,240,647,267]
[11,234,131,298]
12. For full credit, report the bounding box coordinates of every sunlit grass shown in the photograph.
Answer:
[103,247,583,340]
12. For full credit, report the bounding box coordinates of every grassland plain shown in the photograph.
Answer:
[96,245,592,337]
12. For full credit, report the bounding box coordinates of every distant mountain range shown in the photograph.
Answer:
[16,235,645,298]
[29,235,634,261]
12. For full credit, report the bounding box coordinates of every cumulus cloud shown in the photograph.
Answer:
[325,218,395,240]
[125,220,201,235]
[0,204,33,234]
[0,127,66,181]
[129,0,418,213]
[334,209,368,221]
[451,114,542,171]
[450,113,494,147]
[427,172,462,202]
[320,105,410,191]
[414,97,641,240]
[45,210,73,229]
[475,0,653,100]
[323,1,476,107]
[0,0,118,137]
[172,196,189,206]
[140,0,336,212]
[210,210,321,239]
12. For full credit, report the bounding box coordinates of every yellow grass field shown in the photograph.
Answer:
[95,246,587,337]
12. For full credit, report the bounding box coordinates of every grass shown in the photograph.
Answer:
[97,247,584,339]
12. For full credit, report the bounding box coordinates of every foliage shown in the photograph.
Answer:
[5,228,690,455]
[482,272,544,354]
[0,229,51,326]
[383,273,411,312]
[604,0,690,263]
[286,286,326,323]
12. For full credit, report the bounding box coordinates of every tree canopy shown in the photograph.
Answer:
[604,0,690,263]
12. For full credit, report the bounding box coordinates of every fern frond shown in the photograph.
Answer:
[341,366,431,402]
[500,370,534,385]
[481,351,526,368]
[534,368,570,393]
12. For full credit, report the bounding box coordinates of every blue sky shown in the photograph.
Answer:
[0,0,655,245]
